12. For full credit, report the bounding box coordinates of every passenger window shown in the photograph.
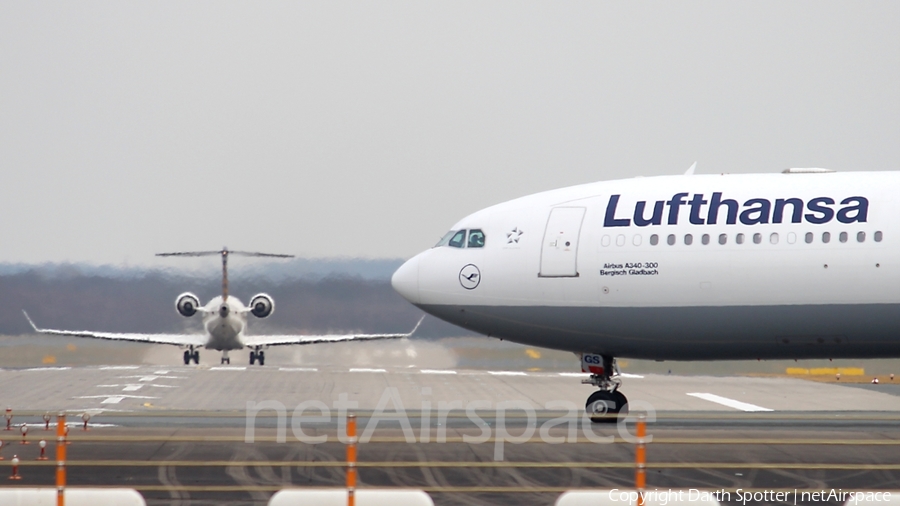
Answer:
[616,235,626,247]
[684,234,693,245]
[770,233,779,245]
[822,232,831,244]
[448,230,467,248]
[667,234,676,245]
[650,234,659,246]
[805,232,813,244]
[787,232,797,244]
[875,231,883,242]
[839,232,848,243]
[633,235,642,246]
[857,231,865,243]
[718,233,727,245]
[753,233,762,244]
[701,234,710,245]
[467,229,486,248]
[736,233,744,245]
[601,235,611,247]
[435,230,456,248]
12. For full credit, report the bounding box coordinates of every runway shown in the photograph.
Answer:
[2,363,900,414]
[2,365,900,505]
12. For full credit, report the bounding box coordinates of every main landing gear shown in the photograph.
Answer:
[220,351,231,365]
[583,354,628,423]
[183,347,200,365]
[249,346,265,366]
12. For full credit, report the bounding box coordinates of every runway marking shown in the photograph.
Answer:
[350,368,387,373]
[420,369,457,375]
[100,366,139,370]
[488,371,527,376]
[23,367,71,371]
[76,394,158,404]
[123,385,143,392]
[621,373,644,379]
[278,367,318,372]
[210,366,247,371]
[154,370,171,375]
[558,372,588,377]
[686,392,773,412]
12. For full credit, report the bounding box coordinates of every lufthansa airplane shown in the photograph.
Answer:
[25,248,422,365]
[391,167,897,420]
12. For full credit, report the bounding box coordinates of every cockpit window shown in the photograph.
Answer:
[435,230,457,248]
[467,229,485,248]
[448,230,467,248]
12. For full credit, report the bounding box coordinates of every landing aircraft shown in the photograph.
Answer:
[25,248,422,365]
[391,167,898,420]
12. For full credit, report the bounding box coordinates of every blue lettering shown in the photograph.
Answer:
[837,196,868,223]
[805,197,835,224]
[666,193,689,225]
[707,192,738,225]
[633,201,664,226]
[604,195,631,227]
[605,193,868,228]
[688,194,708,225]
[739,198,771,225]
[773,198,803,224]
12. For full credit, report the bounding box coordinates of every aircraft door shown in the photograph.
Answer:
[539,207,586,277]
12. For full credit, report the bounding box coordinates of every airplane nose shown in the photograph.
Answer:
[391,255,420,304]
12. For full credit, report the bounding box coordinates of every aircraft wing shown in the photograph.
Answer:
[22,311,207,347]
[244,316,425,347]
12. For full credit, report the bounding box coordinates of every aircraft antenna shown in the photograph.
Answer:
[156,248,294,301]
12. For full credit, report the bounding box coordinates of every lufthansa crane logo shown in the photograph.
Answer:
[459,264,481,290]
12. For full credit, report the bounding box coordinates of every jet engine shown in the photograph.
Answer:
[249,293,275,318]
[176,292,201,317]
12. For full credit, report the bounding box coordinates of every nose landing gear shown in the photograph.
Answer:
[249,347,265,366]
[220,351,231,365]
[582,354,628,423]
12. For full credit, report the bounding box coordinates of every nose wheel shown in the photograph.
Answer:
[220,351,230,365]
[582,355,628,423]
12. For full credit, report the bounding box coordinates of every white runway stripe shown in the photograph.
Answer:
[100,366,139,370]
[687,392,773,412]
[488,371,527,376]
[279,367,318,372]
[420,369,457,375]
[210,366,247,371]
[349,368,386,373]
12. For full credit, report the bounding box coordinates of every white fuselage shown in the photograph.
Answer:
[392,171,900,360]
[201,296,247,351]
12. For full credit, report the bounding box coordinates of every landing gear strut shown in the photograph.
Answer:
[249,346,265,366]
[220,351,230,365]
[583,354,628,423]
[183,347,199,365]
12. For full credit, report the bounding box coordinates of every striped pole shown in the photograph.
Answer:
[635,414,646,506]
[346,413,357,506]
[56,413,66,506]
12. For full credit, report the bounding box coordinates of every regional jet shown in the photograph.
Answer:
[25,248,422,365]
[391,168,898,420]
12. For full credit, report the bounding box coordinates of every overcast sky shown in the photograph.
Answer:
[1,1,897,267]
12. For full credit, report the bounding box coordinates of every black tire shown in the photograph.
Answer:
[183,350,190,365]
[586,390,627,423]
[249,352,256,365]
[193,351,200,364]
[258,351,265,366]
